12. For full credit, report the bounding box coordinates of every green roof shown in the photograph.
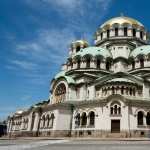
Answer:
[73,47,112,58]
[54,71,75,84]
[130,45,150,58]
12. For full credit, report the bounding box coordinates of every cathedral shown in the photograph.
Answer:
[7,16,150,138]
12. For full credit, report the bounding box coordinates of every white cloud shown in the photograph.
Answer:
[43,0,81,10]
[11,60,38,70]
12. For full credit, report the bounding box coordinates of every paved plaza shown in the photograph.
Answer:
[0,139,150,150]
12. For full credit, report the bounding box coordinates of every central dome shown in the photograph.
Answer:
[100,16,144,28]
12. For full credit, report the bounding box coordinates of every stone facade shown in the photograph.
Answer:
[7,16,150,138]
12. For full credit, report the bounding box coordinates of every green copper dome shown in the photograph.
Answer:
[54,71,75,84]
[130,45,150,58]
[73,47,112,58]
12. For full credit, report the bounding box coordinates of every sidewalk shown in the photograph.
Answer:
[0,136,150,141]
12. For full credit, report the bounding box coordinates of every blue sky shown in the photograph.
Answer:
[0,0,150,120]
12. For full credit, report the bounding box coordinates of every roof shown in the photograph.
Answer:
[106,78,135,84]
[130,45,150,58]
[73,46,112,58]
[100,16,144,28]
[54,71,75,84]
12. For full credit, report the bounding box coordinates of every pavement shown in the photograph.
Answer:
[0,137,150,150]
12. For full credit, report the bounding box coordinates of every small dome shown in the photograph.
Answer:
[130,45,150,58]
[100,16,144,29]
[73,47,112,58]
[54,71,75,84]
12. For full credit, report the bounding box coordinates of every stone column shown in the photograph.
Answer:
[20,118,24,130]
[103,31,107,39]
[33,112,40,132]
[136,29,140,38]
[143,32,147,41]
[119,28,124,36]
[144,115,147,126]
[110,28,114,37]
[128,27,132,36]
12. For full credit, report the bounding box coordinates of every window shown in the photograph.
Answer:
[76,46,80,52]
[101,32,103,40]
[96,59,101,69]
[132,61,135,69]
[115,28,118,36]
[110,102,121,115]
[112,86,115,94]
[124,27,128,36]
[86,57,91,68]
[106,61,111,71]
[137,111,144,126]
[129,88,133,95]
[146,112,150,125]
[89,111,95,126]
[70,61,73,69]
[54,83,66,103]
[50,114,55,128]
[133,29,136,37]
[81,112,87,126]
[75,114,80,127]
[77,59,81,69]
[107,29,110,38]
[121,86,124,95]
[140,31,143,40]
[139,58,144,68]
[46,115,50,128]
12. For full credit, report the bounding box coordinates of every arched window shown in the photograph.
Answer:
[70,61,73,69]
[86,57,91,68]
[50,113,55,128]
[124,27,128,36]
[112,86,115,94]
[126,87,129,95]
[129,88,132,95]
[115,28,118,36]
[81,112,87,126]
[89,111,95,126]
[96,59,101,69]
[137,111,144,125]
[75,113,80,127]
[132,61,135,69]
[106,61,111,71]
[43,116,46,128]
[133,29,136,37]
[107,29,110,38]
[146,112,150,125]
[101,32,103,40]
[110,102,121,115]
[77,59,81,69]
[121,86,124,95]
[76,46,80,52]
[54,83,66,103]
[140,31,143,40]
[46,115,50,128]
[139,58,144,68]
[133,88,136,96]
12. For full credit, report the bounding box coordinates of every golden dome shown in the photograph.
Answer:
[72,40,88,45]
[100,16,144,28]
